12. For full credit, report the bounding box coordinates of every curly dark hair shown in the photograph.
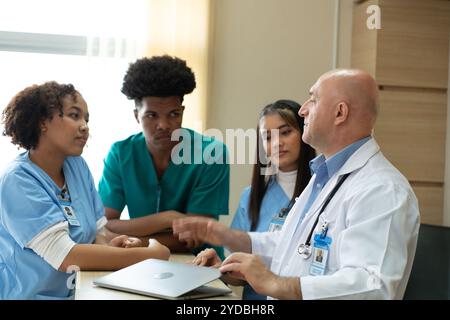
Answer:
[2,81,78,150]
[121,55,196,105]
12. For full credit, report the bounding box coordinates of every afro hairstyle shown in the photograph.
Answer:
[121,55,196,104]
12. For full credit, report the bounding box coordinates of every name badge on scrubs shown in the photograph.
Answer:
[268,208,289,232]
[60,200,80,227]
[309,226,332,276]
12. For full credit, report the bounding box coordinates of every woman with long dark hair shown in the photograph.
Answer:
[173,100,316,300]
[230,99,316,299]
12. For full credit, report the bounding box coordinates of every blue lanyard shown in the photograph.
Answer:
[303,172,351,247]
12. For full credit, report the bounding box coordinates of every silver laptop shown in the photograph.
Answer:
[93,259,232,300]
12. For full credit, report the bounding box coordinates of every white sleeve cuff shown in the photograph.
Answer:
[26,221,76,271]
[300,269,388,300]
[96,216,108,236]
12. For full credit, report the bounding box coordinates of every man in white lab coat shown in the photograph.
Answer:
[173,69,420,300]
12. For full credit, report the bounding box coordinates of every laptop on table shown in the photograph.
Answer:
[93,259,232,300]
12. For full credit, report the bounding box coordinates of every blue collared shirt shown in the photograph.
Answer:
[300,136,371,221]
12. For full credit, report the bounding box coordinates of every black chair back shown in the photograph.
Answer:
[404,224,450,299]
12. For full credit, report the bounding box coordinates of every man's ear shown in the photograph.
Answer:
[134,109,140,124]
[335,102,349,126]
[40,122,48,133]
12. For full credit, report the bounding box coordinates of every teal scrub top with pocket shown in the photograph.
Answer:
[98,129,229,256]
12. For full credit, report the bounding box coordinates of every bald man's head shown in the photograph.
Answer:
[319,69,379,127]
[299,69,379,156]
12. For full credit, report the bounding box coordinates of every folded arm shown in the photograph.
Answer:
[58,241,170,272]
[105,207,185,236]
[27,220,170,272]
[106,208,213,251]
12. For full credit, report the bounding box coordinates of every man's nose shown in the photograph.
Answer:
[299,101,309,117]
[156,117,169,130]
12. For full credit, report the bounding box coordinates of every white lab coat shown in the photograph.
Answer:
[249,138,420,300]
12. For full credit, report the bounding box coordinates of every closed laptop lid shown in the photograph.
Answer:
[93,259,230,299]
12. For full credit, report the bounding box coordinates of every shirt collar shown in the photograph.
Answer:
[309,136,371,177]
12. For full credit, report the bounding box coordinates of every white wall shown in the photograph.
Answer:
[208,0,350,225]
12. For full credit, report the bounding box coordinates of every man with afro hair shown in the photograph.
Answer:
[99,55,229,257]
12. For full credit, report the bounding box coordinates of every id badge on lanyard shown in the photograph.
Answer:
[309,222,332,276]
[268,215,285,232]
[59,199,80,227]
[295,173,351,273]
[268,207,289,232]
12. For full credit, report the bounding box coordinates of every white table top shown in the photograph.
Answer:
[74,254,240,300]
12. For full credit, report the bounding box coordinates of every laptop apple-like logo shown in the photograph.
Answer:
[153,272,174,279]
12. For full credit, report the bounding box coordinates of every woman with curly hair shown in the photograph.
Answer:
[0,82,170,299]
[98,55,229,258]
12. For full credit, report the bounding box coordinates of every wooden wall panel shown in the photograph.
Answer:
[352,0,449,225]
[351,0,378,77]
[376,0,450,88]
[412,184,444,225]
[374,89,447,182]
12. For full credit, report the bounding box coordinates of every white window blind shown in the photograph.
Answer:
[0,0,149,184]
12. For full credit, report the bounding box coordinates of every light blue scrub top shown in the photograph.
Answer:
[231,178,290,300]
[0,152,104,299]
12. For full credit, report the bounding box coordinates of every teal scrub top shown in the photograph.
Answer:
[231,179,290,300]
[0,153,104,299]
[98,129,230,255]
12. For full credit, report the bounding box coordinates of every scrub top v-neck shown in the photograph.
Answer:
[99,129,229,219]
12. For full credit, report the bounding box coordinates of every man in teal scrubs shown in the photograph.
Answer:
[99,55,229,256]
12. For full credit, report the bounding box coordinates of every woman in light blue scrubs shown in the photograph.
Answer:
[0,82,170,299]
[231,100,316,299]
